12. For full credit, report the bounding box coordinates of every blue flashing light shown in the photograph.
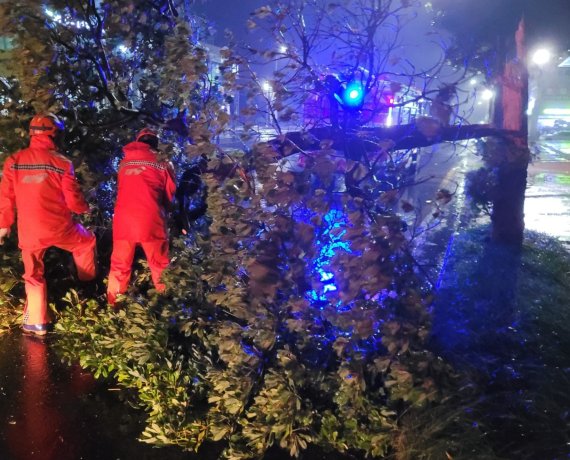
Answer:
[342,81,365,108]
[323,284,337,293]
[304,208,354,305]
[348,89,360,99]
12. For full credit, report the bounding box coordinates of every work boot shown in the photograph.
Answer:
[22,323,51,337]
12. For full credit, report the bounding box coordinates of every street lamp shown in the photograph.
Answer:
[274,44,288,74]
[481,89,494,101]
[528,46,554,139]
[261,80,274,126]
[531,48,552,67]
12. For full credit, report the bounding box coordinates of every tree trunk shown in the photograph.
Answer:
[491,162,527,245]
[491,18,530,246]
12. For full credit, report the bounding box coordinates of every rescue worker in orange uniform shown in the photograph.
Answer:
[0,114,96,336]
[107,128,176,305]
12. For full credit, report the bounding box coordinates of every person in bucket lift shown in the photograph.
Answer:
[0,113,97,336]
[106,128,176,305]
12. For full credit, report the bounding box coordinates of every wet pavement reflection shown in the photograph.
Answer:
[0,333,189,460]
[526,141,570,246]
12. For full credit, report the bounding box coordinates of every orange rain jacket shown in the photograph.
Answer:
[0,135,90,249]
[113,141,176,242]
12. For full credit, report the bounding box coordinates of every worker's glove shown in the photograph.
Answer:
[0,228,11,245]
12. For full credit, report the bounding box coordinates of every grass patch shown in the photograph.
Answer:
[400,226,570,460]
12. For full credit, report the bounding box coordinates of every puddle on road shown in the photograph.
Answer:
[525,171,570,243]
[0,332,190,460]
[537,140,570,161]
[528,172,570,186]
[525,195,570,241]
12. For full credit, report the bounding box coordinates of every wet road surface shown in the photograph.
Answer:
[0,333,191,460]
[526,140,570,246]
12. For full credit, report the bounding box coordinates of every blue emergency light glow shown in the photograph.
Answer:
[342,81,365,108]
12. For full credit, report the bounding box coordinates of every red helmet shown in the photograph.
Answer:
[29,113,64,137]
[135,127,158,143]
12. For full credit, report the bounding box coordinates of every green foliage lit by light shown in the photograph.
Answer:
[0,1,458,459]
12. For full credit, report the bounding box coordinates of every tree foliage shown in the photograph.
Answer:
[0,1,495,459]
[0,0,228,169]
[236,0,455,135]
[52,144,446,459]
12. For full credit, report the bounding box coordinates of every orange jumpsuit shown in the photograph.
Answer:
[107,141,176,304]
[0,135,96,327]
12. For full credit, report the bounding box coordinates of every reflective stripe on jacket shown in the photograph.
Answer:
[0,135,89,248]
[112,141,176,242]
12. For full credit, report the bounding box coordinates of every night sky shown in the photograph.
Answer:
[191,0,267,45]
[526,0,570,50]
[192,0,570,53]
